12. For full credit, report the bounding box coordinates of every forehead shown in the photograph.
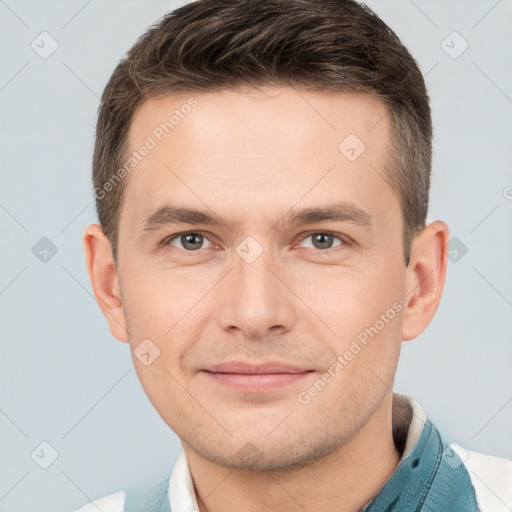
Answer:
[121,87,395,231]
[128,87,389,156]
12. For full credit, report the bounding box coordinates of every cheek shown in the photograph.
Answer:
[119,256,216,332]
[289,261,404,339]
[119,260,217,378]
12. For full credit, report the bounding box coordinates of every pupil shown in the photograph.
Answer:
[314,233,332,249]
[183,233,203,250]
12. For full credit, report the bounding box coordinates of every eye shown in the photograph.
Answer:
[165,231,214,251]
[298,232,345,250]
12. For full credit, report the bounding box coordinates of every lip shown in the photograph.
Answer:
[202,361,312,391]
[206,361,310,374]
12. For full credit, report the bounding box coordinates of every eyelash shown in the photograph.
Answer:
[162,230,350,253]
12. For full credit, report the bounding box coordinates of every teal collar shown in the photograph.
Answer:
[362,419,479,511]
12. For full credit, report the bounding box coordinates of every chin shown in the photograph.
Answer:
[190,430,349,472]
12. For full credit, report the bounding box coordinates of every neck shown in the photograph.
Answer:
[184,394,403,512]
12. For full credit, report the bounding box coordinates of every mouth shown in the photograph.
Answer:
[201,362,313,392]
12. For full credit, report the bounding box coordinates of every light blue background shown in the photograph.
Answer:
[1,1,511,511]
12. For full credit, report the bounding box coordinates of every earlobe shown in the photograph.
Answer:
[401,221,449,342]
[83,224,129,343]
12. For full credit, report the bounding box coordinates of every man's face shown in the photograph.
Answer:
[116,87,407,470]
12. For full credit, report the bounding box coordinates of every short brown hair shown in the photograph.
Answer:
[93,0,432,266]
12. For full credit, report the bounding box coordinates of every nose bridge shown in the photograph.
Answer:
[217,238,296,337]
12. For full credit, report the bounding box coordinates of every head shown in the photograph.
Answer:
[85,0,448,472]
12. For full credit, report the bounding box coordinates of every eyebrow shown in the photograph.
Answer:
[279,202,372,230]
[141,201,373,233]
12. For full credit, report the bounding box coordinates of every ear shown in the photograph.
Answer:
[83,224,128,343]
[401,220,449,341]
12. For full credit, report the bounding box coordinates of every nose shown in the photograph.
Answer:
[216,243,297,340]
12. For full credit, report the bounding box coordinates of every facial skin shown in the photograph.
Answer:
[84,87,449,512]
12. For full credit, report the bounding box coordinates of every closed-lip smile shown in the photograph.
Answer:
[202,361,312,391]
